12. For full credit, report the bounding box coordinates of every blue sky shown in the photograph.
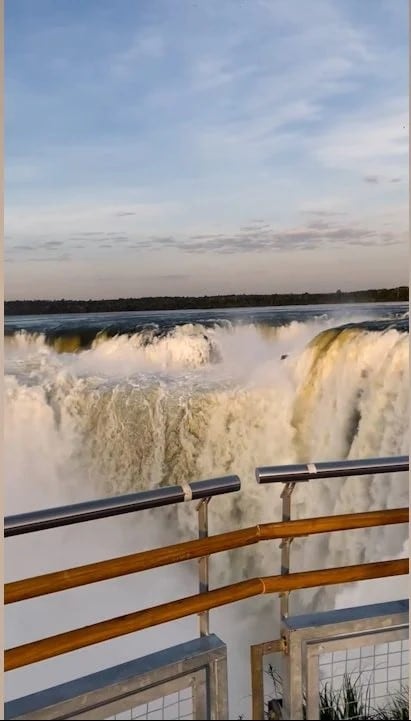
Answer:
[5,0,408,300]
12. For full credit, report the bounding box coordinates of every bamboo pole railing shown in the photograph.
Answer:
[5,508,408,605]
[5,559,407,672]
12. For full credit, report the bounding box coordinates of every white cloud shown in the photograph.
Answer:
[177,1,379,175]
[5,0,408,298]
[5,200,183,240]
[6,160,43,184]
[190,57,244,91]
[314,100,408,176]
[299,198,349,214]
[110,28,165,78]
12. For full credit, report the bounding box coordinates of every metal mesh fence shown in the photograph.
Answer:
[318,639,409,717]
[106,687,194,720]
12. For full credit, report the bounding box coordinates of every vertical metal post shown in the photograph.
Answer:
[305,648,321,721]
[250,644,264,720]
[250,640,283,720]
[280,482,295,619]
[192,669,208,720]
[208,651,229,719]
[197,497,210,636]
[281,627,305,720]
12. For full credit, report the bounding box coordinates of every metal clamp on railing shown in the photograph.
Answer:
[4,475,241,537]
[4,474,241,640]
[255,456,409,484]
[255,456,409,619]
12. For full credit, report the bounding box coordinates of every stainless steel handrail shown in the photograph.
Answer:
[255,456,409,484]
[4,476,241,537]
[5,456,408,538]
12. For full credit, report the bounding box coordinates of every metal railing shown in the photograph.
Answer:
[4,474,240,641]
[5,635,229,720]
[4,475,241,536]
[7,457,406,538]
[282,599,409,720]
[4,455,409,719]
[250,601,409,721]
[255,456,409,484]
[256,455,408,618]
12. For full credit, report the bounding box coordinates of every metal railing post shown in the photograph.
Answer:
[250,644,264,720]
[250,639,283,720]
[280,482,295,619]
[197,497,211,636]
[281,622,305,719]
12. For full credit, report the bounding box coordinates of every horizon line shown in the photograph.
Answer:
[4,286,408,305]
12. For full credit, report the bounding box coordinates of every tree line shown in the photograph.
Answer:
[4,287,408,316]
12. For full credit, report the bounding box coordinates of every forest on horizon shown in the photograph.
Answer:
[4,286,408,316]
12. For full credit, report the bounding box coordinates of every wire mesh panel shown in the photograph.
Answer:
[66,671,203,720]
[281,599,409,720]
[105,687,194,720]
[318,638,409,711]
[305,627,409,720]
[5,635,228,720]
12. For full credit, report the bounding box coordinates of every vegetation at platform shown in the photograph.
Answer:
[261,665,409,720]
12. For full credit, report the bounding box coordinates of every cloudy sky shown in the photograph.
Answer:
[5,0,408,300]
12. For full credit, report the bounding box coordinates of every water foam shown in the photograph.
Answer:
[5,315,409,717]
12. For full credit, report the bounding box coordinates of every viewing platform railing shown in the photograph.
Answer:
[4,455,409,719]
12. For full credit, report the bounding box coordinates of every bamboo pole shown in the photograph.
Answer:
[5,559,408,671]
[5,508,407,605]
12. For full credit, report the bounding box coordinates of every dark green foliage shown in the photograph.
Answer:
[4,287,409,316]
[317,674,372,720]
[264,665,409,721]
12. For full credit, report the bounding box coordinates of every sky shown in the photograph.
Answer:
[5,0,408,300]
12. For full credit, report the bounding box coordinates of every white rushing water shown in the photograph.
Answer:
[5,311,409,717]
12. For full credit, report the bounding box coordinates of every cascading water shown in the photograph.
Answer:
[4,304,409,718]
